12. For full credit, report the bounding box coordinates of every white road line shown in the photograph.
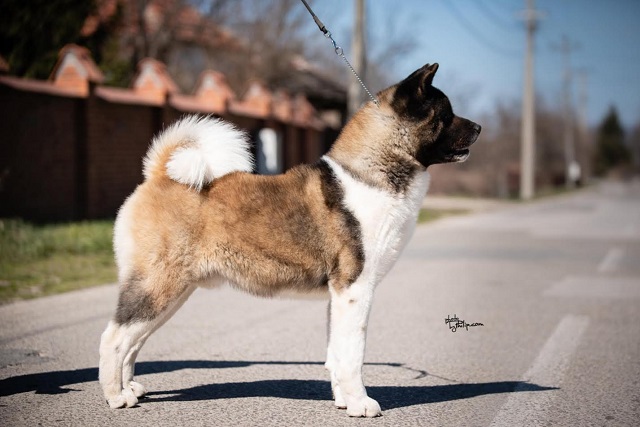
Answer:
[490,315,589,427]
[544,276,640,299]
[597,247,624,273]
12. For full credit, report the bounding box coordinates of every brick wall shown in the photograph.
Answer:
[85,97,160,218]
[0,45,332,221]
[0,85,82,221]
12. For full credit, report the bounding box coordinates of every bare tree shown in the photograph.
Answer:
[225,0,322,92]
[451,97,574,198]
[629,120,640,173]
[302,1,419,93]
[366,8,418,92]
[192,0,238,24]
[127,0,186,65]
[93,0,418,103]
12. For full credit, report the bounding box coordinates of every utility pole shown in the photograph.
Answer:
[519,0,541,200]
[576,71,588,133]
[575,69,590,182]
[553,35,580,189]
[348,0,366,118]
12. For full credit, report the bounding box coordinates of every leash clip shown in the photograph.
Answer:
[328,35,344,56]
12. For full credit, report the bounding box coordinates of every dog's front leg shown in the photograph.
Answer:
[327,280,381,417]
[325,302,347,410]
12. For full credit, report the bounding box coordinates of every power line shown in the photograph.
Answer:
[474,0,518,31]
[441,0,520,58]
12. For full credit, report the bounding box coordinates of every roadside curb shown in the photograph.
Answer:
[422,195,513,213]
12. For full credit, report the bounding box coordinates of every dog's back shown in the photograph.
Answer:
[114,116,364,300]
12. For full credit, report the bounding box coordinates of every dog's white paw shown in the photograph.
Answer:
[106,388,138,409]
[335,396,347,409]
[333,386,347,409]
[129,381,147,398]
[123,388,138,407]
[346,396,382,418]
[107,394,128,409]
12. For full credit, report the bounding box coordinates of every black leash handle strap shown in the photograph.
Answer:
[300,0,328,34]
[299,0,380,106]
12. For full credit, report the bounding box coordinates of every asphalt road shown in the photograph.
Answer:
[1,180,639,426]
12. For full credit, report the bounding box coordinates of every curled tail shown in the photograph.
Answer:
[143,115,254,190]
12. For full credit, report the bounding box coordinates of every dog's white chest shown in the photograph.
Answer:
[323,156,429,283]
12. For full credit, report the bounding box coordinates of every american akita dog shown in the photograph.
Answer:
[99,63,481,417]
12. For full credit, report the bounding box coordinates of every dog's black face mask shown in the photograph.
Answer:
[390,63,481,167]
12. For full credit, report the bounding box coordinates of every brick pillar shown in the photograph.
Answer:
[131,58,180,136]
[237,81,272,117]
[194,70,235,114]
[50,44,104,96]
[49,44,104,218]
[132,58,179,104]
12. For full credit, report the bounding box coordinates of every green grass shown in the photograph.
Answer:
[0,209,467,304]
[0,219,116,303]
[417,208,469,224]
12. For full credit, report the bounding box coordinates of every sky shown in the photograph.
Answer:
[311,0,640,129]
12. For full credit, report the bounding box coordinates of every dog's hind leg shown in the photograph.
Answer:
[99,319,153,408]
[99,273,192,409]
[121,285,196,399]
[327,278,381,417]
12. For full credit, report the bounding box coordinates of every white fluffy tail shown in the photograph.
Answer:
[143,115,254,190]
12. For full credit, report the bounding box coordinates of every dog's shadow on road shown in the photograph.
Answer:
[0,359,555,410]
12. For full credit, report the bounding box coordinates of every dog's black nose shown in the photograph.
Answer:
[473,123,482,133]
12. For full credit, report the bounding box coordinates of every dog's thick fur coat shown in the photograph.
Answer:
[99,63,480,417]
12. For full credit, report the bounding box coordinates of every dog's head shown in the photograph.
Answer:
[378,63,481,167]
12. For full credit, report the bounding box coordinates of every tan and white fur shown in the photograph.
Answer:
[99,63,481,417]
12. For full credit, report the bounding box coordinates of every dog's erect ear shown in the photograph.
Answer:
[392,62,441,115]
[399,63,439,97]
[416,63,439,91]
